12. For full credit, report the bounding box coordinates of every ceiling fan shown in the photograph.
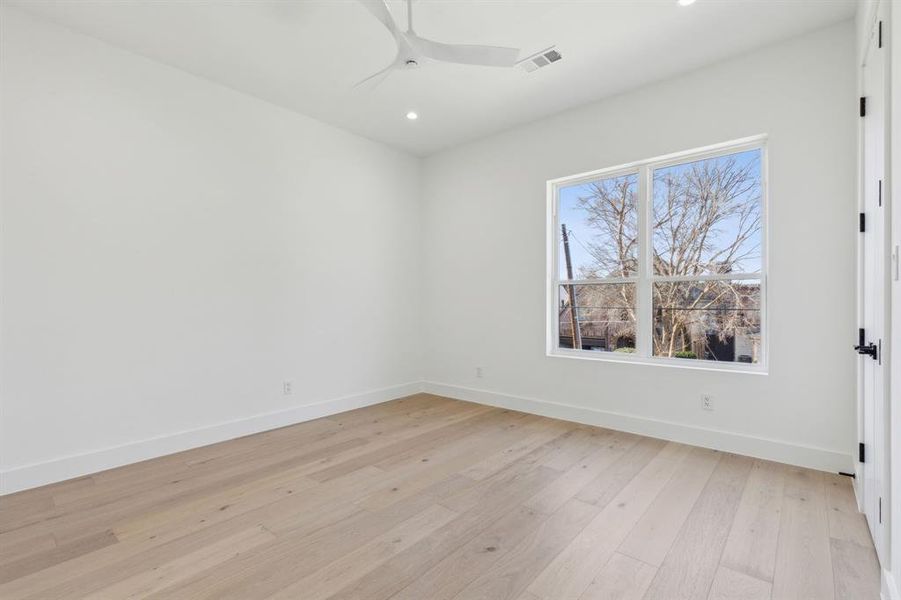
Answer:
[354,0,522,89]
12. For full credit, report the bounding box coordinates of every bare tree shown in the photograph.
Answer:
[577,176,638,279]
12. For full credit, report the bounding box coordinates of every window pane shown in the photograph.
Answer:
[558,173,638,279]
[652,149,762,276]
[653,280,761,363]
[558,283,636,352]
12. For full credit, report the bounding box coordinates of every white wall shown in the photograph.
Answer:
[421,22,858,473]
[0,8,423,493]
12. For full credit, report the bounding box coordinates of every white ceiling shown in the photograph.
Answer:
[11,0,856,156]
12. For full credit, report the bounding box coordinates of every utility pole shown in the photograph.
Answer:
[561,224,582,350]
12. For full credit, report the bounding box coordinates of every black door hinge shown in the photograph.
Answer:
[879,180,882,207]
[860,97,867,117]
[860,212,866,232]
[879,21,883,48]
[859,442,866,463]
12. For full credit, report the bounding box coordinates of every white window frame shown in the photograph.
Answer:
[546,135,768,374]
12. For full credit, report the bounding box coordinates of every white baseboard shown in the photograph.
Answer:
[885,569,900,600]
[0,381,423,496]
[423,381,852,474]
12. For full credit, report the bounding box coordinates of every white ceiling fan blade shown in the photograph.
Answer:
[407,35,520,68]
[356,0,399,35]
[353,57,400,90]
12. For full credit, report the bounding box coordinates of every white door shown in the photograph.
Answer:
[859,14,887,564]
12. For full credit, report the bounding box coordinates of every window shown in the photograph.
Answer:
[548,137,766,371]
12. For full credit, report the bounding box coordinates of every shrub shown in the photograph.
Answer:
[674,350,697,359]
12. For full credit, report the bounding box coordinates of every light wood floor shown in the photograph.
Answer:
[0,394,881,599]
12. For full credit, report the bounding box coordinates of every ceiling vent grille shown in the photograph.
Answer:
[517,46,562,73]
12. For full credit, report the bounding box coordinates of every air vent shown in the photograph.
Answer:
[517,46,562,73]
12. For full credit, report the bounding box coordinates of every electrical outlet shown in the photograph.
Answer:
[283,380,293,395]
[701,394,713,411]
[475,367,484,378]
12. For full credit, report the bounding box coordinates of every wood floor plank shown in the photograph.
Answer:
[577,552,656,600]
[824,474,873,548]
[307,407,503,482]
[269,504,459,600]
[617,446,721,567]
[0,396,882,600]
[706,565,771,600]
[0,476,93,517]
[829,538,880,600]
[356,416,562,512]
[1,519,261,599]
[389,504,547,600]
[374,410,536,471]
[0,529,118,584]
[719,459,785,582]
[0,496,56,532]
[1,468,385,599]
[387,429,625,600]
[524,431,636,515]
[2,433,367,545]
[124,464,377,553]
[533,426,612,472]
[46,416,349,510]
[151,477,466,599]
[332,460,562,600]
[771,468,834,600]
[84,525,276,599]
[574,436,666,507]
[449,498,599,600]
[527,442,693,600]
[460,424,572,481]
[642,453,753,600]
[0,533,56,566]
[436,448,564,515]
[111,469,319,541]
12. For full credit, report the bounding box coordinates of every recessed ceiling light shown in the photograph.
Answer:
[678,0,696,5]
[406,111,418,120]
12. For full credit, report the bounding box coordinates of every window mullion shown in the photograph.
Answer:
[636,164,652,358]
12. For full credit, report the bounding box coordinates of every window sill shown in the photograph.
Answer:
[547,348,768,375]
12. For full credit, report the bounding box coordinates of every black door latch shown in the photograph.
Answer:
[855,342,878,360]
